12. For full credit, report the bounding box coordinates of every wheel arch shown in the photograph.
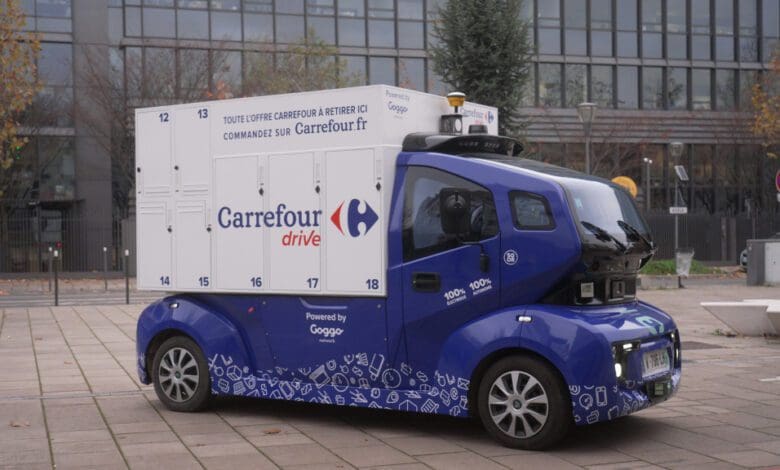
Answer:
[468,347,570,418]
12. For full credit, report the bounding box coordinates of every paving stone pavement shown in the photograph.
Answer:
[1,283,779,469]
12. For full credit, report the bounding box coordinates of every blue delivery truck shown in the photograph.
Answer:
[134,86,680,449]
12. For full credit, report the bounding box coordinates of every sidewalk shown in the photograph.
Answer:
[1,284,779,469]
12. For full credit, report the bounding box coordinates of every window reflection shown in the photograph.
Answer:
[642,67,663,109]
[591,65,613,107]
[369,57,395,85]
[565,64,587,106]
[715,69,736,109]
[539,63,562,107]
[617,66,638,108]
[667,68,687,109]
[692,69,712,110]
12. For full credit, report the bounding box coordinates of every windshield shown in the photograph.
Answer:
[562,177,650,244]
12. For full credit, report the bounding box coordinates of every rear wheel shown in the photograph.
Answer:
[477,356,571,450]
[152,336,210,412]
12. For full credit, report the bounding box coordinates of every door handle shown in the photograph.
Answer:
[412,272,441,293]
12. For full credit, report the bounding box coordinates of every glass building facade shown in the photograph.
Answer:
[11,0,780,270]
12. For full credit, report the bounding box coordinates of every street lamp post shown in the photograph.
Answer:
[577,102,597,174]
[642,157,653,211]
[669,142,684,253]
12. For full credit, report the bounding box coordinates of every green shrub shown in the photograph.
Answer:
[640,259,716,275]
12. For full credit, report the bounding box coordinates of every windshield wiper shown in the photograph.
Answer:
[580,221,627,253]
[617,220,656,254]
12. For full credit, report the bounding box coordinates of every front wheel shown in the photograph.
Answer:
[477,356,571,450]
[152,336,211,412]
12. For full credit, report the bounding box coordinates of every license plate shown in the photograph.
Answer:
[642,349,670,378]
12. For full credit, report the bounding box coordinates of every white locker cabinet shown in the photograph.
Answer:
[213,154,266,291]
[175,200,211,290]
[174,106,211,196]
[136,110,174,198]
[137,202,172,289]
[266,152,321,292]
[324,148,384,293]
[135,85,499,295]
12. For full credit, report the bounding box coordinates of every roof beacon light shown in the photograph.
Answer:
[440,91,465,135]
[447,91,466,113]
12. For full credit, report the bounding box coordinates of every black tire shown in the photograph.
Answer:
[152,336,211,412]
[477,355,571,450]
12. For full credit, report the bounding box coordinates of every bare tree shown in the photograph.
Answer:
[242,32,361,96]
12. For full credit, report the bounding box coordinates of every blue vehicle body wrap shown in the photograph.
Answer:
[137,295,679,424]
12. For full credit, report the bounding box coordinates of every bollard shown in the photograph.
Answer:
[53,249,59,306]
[48,246,53,292]
[124,249,130,305]
[103,246,108,291]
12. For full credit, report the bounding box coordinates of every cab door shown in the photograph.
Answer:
[400,166,501,377]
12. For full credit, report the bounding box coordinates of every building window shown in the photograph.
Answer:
[143,7,176,38]
[36,42,73,127]
[276,0,303,14]
[276,14,304,43]
[565,63,587,106]
[538,0,561,54]
[399,57,424,91]
[715,69,736,109]
[244,13,274,42]
[125,6,141,36]
[642,67,663,109]
[667,67,688,109]
[692,0,711,60]
[341,56,366,85]
[763,0,780,61]
[24,0,73,33]
[667,0,687,59]
[565,0,587,55]
[738,70,758,109]
[616,0,638,57]
[177,9,208,39]
[368,0,395,47]
[641,0,662,58]
[591,65,614,108]
[369,57,395,85]
[539,63,562,107]
[617,65,638,108]
[715,0,735,60]
[739,0,759,61]
[692,69,712,109]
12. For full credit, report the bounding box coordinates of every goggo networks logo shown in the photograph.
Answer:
[330,199,378,237]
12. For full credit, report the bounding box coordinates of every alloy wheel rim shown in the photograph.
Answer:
[158,347,199,403]
[488,370,549,439]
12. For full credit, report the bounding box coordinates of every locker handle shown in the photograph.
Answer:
[206,224,212,232]
[167,225,172,233]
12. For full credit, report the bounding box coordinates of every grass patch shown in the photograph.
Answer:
[640,259,717,275]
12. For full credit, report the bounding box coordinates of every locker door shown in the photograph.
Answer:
[267,152,320,292]
[136,110,173,197]
[324,149,384,294]
[213,155,265,291]
[175,200,212,290]
[174,106,210,196]
[137,202,173,289]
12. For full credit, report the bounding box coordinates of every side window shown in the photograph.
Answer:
[510,191,555,230]
[403,167,498,261]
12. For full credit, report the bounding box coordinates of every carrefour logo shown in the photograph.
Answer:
[330,199,378,237]
[488,111,495,123]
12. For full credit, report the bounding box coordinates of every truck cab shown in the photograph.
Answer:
[135,87,680,450]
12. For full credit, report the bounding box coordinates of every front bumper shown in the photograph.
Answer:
[570,330,681,425]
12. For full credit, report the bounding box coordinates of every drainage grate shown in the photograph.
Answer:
[681,341,724,350]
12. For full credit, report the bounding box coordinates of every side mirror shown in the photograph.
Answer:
[440,188,471,235]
